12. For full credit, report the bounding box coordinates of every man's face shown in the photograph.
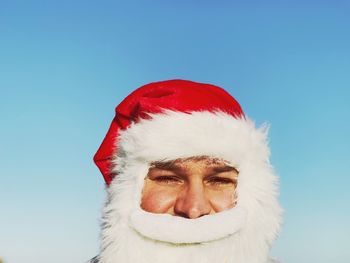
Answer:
[141,156,238,219]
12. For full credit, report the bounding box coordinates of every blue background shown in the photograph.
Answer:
[1,1,349,262]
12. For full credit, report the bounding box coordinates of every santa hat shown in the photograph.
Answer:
[94,79,245,184]
[93,79,282,262]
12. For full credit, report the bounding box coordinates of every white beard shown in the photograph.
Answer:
[98,168,278,263]
[98,210,276,263]
[100,225,249,263]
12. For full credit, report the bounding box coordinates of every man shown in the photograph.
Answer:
[90,79,282,263]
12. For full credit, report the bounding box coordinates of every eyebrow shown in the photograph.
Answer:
[150,161,238,174]
[150,161,183,172]
[212,165,238,174]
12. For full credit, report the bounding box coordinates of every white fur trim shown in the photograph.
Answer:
[115,110,270,169]
[129,205,247,244]
[98,110,283,263]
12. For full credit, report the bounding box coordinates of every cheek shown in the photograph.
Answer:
[140,183,178,214]
[208,189,237,213]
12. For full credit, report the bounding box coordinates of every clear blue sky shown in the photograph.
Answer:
[1,1,349,262]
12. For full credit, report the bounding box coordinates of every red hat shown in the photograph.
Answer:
[94,79,244,185]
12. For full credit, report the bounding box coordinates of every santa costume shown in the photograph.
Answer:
[89,79,283,263]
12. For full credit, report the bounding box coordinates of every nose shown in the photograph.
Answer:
[174,182,211,219]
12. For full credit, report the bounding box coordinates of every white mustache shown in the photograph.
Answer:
[129,206,247,244]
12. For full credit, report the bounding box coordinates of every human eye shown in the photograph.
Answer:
[206,176,236,186]
[153,175,183,185]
